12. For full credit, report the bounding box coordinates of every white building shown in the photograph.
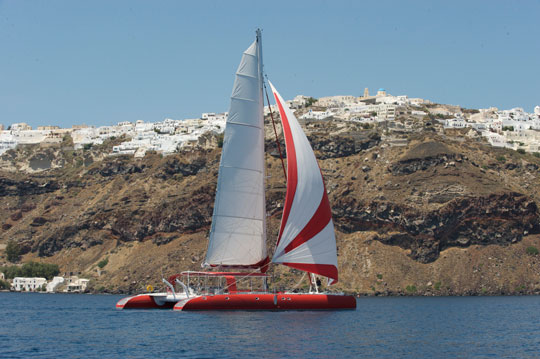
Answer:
[0,131,17,155]
[376,104,396,120]
[376,95,406,106]
[482,131,508,148]
[201,113,216,120]
[46,276,65,293]
[154,118,180,134]
[444,116,468,129]
[300,109,334,120]
[264,104,278,116]
[505,130,540,152]
[317,95,357,108]
[12,130,47,145]
[409,98,431,106]
[135,120,154,132]
[290,95,310,109]
[64,277,89,293]
[71,127,101,149]
[10,123,32,131]
[12,277,47,292]
[499,107,533,131]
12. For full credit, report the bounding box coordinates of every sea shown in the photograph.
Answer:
[1,292,539,359]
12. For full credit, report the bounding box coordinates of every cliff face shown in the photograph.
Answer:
[332,141,539,263]
[2,120,540,295]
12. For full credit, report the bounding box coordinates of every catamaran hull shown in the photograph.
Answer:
[116,293,182,309]
[174,293,356,311]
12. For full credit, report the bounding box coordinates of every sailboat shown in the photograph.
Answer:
[116,30,356,310]
[173,30,355,311]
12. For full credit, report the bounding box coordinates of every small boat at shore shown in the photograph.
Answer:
[117,29,355,311]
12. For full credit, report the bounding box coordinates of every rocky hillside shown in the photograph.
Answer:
[2,114,540,295]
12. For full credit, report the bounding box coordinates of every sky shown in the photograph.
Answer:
[1,0,539,128]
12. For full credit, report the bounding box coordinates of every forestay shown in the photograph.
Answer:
[269,82,339,284]
[204,34,268,269]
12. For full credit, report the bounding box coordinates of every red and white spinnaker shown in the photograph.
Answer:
[269,82,339,284]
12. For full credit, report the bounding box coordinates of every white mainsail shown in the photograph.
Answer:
[269,82,339,284]
[204,31,268,269]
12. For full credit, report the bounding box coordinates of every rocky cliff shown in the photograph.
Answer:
[1,118,540,295]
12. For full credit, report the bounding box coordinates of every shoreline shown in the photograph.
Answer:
[3,289,540,297]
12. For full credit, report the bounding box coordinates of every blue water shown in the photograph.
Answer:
[1,293,539,358]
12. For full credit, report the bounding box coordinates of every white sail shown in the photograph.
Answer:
[204,33,268,269]
[269,82,338,284]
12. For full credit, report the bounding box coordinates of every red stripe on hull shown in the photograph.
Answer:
[174,293,355,311]
[116,295,176,310]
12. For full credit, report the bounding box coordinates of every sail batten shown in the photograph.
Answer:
[269,82,339,284]
[235,73,259,79]
[204,34,268,269]
[224,121,261,129]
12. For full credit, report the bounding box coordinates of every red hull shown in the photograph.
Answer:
[116,294,177,309]
[174,293,356,311]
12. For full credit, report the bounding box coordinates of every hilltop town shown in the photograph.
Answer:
[1,88,540,296]
[2,88,540,171]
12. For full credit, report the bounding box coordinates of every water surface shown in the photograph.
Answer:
[1,293,539,358]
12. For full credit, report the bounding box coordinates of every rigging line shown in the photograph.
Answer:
[263,79,287,180]
[218,266,270,293]
[289,271,307,292]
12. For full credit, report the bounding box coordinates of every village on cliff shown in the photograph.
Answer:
[1,88,540,158]
[2,88,540,294]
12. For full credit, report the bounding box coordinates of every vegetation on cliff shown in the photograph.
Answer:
[1,262,60,280]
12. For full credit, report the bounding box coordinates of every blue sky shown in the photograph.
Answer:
[1,0,539,128]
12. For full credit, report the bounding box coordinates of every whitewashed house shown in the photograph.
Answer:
[13,130,47,145]
[72,127,103,149]
[505,130,540,152]
[409,98,431,106]
[201,113,216,120]
[376,95,406,106]
[482,131,508,148]
[289,95,310,109]
[0,131,17,155]
[317,95,357,108]
[300,110,334,120]
[46,276,65,293]
[444,116,468,129]
[376,104,396,120]
[12,277,47,292]
[499,108,532,131]
[64,277,89,293]
[10,123,32,131]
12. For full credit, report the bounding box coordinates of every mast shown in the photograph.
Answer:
[256,29,268,270]
[256,29,263,86]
